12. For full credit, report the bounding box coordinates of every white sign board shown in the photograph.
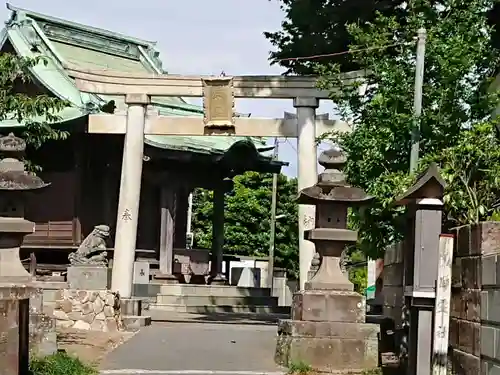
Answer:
[432,234,454,375]
[133,261,150,284]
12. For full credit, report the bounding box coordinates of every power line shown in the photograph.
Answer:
[286,138,297,154]
[277,41,413,62]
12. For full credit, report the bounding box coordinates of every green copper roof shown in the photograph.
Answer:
[0,4,271,157]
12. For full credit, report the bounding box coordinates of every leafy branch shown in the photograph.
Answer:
[0,53,71,169]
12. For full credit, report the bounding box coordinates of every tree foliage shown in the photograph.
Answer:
[424,120,500,225]
[192,171,299,278]
[316,0,500,258]
[265,0,500,75]
[0,53,70,167]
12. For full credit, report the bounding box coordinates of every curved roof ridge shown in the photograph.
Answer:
[6,3,157,48]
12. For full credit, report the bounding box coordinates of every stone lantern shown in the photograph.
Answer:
[275,149,379,374]
[0,133,49,282]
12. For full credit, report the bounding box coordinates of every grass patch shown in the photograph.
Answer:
[288,359,312,375]
[30,352,97,375]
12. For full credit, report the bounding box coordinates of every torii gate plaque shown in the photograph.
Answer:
[65,63,359,297]
[202,76,235,130]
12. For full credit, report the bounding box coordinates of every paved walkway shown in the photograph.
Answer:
[100,322,285,375]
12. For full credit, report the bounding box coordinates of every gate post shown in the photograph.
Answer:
[111,93,149,298]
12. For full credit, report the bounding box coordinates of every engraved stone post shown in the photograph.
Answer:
[275,149,379,374]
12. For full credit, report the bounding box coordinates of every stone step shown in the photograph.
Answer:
[146,310,290,324]
[158,284,271,297]
[149,303,289,314]
[156,294,278,307]
[121,315,152,331]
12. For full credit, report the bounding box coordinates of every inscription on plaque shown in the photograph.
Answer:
[202,77,234,129]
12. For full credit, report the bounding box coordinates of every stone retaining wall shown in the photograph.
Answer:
[381,242,404,329]
[53,289,122,332]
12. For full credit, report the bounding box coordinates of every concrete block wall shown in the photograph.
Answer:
[450,222,500,375]
[378,222,500,374]
[381,242,404,329]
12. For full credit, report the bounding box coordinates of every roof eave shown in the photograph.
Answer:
[6,3,157,48]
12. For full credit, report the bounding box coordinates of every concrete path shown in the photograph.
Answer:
[100,322,285,375]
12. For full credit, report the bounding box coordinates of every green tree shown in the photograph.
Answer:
[346,248,368,294]
[265,0,406,74]
[424,120,500,225]
[0,54,70,167]
[192,171,299,278]
[265,0,500,75]
[316,0,500,258]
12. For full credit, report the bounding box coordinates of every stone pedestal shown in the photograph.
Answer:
[276,320,378,373]
[275,149,379,374]
[277,290,378,373]
[67,266,110,290]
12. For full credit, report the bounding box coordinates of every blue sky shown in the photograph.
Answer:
[2,0,335,177]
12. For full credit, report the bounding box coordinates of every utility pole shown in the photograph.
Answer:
[409,28,427,174]
[267,137,279,290]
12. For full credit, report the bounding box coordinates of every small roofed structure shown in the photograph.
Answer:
[395,162,447,206]
[276,149,378,372]
[298,148,373,206]
[297,148,373,291]
[0,134,50,192]
[392,163,447,374]
[0,133,49,282]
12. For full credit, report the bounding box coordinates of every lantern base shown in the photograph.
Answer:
[291,289,365,322]
[275,289,379,373]
[275,319,379,373]
[0,247,34,283]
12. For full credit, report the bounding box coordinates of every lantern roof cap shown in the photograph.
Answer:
[395,163,446,205]
[297,148,373,205]
[0,134,49,191]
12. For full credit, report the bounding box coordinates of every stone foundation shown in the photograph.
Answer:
[53,289,122,332]
[276,290,379,373]
[276,320,379,372]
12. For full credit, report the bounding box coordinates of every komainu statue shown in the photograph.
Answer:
[68,225,110,266]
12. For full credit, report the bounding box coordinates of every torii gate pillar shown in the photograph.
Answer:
[110,93,149,298]
[294,97,319,290]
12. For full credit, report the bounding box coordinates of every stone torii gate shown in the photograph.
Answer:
[65,64,355,297]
